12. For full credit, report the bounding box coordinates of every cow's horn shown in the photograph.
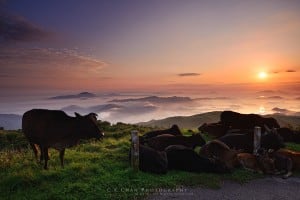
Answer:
[75,112,82,117]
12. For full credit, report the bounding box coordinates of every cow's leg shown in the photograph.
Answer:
[40,145,51,162]
[59,149,65,168]
[43,147,49,170]
[30,143,38,161]
[39,145,44,162]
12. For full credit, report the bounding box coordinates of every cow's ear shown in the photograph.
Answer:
[75,112,82,118]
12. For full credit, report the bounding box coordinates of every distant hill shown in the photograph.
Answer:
[271,107,300,116]
[49,92,96,100]
[137,111,222,129]
[138,111,300,129]
[0,114,22,130]
[266,114,300,129]
[109,96,192,104]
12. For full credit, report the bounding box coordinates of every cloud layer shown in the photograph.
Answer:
[0,48,107,89]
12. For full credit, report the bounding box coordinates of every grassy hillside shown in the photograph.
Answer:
[138,111,222,129]
[0,122,272,200]
[138,112,300,129]
[269,114,300,129]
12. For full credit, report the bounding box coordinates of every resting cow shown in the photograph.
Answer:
[220,111,280,131]
[165,145,229,173]
[198,122,227,138]
[268,149,293,178]
[276,149,300,171]
[129,145,168,174]
[218,129,285,153]
[199,140,241,170]
[22,109,104,169]
[140,125,182,144]
[277,128,300,144]
[237,152,276,174]
[146,133,206,151]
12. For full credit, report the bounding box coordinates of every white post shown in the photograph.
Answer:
[253,126,261,155]
[131,130,139,171]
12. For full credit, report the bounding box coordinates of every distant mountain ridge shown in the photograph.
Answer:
[109,96,192,103]
[49,92,96,100]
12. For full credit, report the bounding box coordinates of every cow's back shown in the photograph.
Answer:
[218,134,253,152]
[22,109,72,144]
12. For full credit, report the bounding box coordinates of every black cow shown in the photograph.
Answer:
[198,122,228,138]
[146,133,206,151]
[277,127,300,143]
[22,109,104,169]
[141,124,182,143]
[129,145,168,174]
[218,130,285,153]
[220,111,280,131]
[165,145,229,173]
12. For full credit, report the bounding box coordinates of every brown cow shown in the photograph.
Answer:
[146,133,206,151]
[199,140,241,170]
[237,152,276,174]
[267,149,293,178]
[22,109,104,169]
[276,149,300,171]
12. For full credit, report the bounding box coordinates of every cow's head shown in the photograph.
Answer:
[262,125,285,150]
[265,117,280,129]
[75,112,104,139]
[170,124,181,135]
[198,123,208,132]
[215,147,243,170]
[192,133,206,147]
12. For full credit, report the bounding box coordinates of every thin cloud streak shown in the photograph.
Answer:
[286,69,296,73]
[178,73,201,77]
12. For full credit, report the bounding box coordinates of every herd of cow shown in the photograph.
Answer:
[137,111,300,178]
[21,109,300,179]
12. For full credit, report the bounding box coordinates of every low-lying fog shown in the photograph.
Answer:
[1,90,300,125]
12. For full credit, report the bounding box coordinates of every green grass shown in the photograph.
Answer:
[0,123,299,200]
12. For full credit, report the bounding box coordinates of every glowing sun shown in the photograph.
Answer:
[258,71,268,79]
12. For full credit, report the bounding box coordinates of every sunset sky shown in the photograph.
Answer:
[1,0,300,95]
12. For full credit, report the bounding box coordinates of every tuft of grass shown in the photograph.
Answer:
[286,142,300,151]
